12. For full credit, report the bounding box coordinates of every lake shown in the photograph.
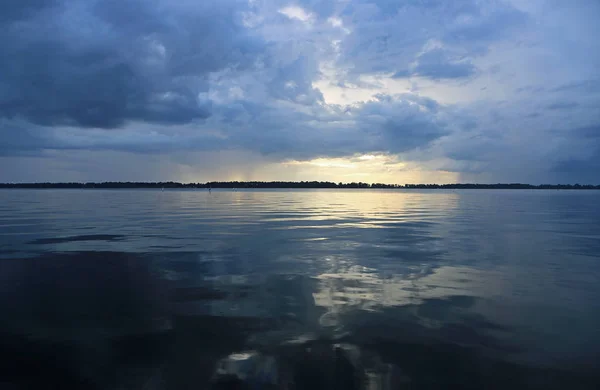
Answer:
[1,189,599,389]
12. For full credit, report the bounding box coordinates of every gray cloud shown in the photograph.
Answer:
[1,0,600,183]
[553,148,600,184]
[442,1,528,45]
[547,124,600,182]
[264,48,324,105]
[574,126,600,139]
[201,93,451,160]
[546,102,579,110]
[1,92,453,162]
[0,0,262,128]
[336,0,527,77]
[0,120,58,156]
[0,0,56,23]
[393,48,477,80]
[352,94,449,152]
[551,79,600,94]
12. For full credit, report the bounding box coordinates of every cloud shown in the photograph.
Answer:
[0,0,262,128]
[553,145,600,183]
[551,79,600,94]
[1,0,599,183]
[201,92,452,160]
[336,0,528,78]
[279,5,314,23]
[393,48,477,80]
[0,0,56,23]
[442,1,528,45]
[351,94,450,152]
[554,155,600,175]
[546,102,579,110]
[573,125,600,139]
[1,92,453,163]
[0,120,57,156]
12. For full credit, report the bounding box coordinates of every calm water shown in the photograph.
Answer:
[1,189,599,389]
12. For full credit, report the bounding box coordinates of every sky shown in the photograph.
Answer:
[0,0,599,184]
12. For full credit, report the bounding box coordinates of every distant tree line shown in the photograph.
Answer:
[0,181,599,189]
[403,183,600,189]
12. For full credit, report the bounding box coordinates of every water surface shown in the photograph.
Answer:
[1,189,599,389]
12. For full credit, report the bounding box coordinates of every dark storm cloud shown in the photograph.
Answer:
[0,0,261,128]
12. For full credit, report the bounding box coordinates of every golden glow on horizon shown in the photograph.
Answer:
[278,154,458,184]
[169,150,459,185]
[285,157,357,169]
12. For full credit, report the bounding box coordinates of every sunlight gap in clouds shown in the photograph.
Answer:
[279,154,459,184]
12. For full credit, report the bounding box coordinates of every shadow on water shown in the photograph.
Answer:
[0,251,598,389]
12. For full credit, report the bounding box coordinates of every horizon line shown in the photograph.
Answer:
[1,181,599,189]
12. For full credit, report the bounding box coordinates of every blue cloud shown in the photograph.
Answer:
[546,102,579,110]
[393,48,477,79]
[337,0,527,77]
[0,0,599,183]
[553,148,600,183]
[0,0,263,128]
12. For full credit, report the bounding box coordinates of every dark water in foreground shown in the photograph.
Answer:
[1,189,599,389]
